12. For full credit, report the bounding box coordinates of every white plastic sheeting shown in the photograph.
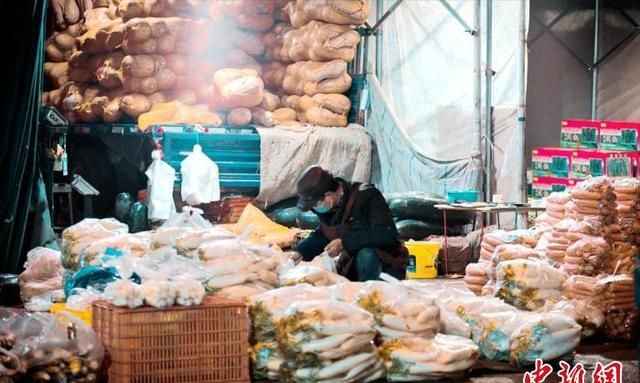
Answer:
[366,0,528,204]
[255,125,372,207]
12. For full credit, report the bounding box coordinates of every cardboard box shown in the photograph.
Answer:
[561,119,600,149]
[598,120,640,151]
[531,177,574,199]
[531,147,573,178]
[570,150,637,179]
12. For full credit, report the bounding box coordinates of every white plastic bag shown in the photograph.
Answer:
[180,144,220,205]
[145,150,176,220]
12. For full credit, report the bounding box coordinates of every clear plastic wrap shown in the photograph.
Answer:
[18,248,63,304]
[249,285,332,343]
[0,308,103,380]
[380,334,478,381]
[564,237,611,276]
[61,218,128,270]
[351,281,440,341]
[278,256,347,287]
[537,299,604,338]
[509,313,581,366]
[276,300,383,383]
[494,259,566,311]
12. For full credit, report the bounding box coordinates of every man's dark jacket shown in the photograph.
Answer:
[296,178,401,262]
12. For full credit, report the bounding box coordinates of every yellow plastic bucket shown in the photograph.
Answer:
[405,241,440,279]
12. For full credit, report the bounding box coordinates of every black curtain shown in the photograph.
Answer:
[0,0,47,273]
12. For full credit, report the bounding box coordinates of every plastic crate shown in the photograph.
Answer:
[50,303,93,327]
[92,296,250,383]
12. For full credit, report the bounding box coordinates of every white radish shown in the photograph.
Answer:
[300,334,351,353]
[317,352,376,379]
[382,314,411,331]
[207,273,248,289]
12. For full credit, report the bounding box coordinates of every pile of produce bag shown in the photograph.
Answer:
[494,259,566,311]
[0,308,103,382]
[173,227,236,257]
[78,233,152,267]
[544,218,576,265]
[612,177,640,246]
[509,312,581,366]
[537,192,571,225]
[200,239,282,294]
[479,229,537,263]
[61,218,128,270]
[563,275,597,300]
[537,299,604,338]
[380,335,479,381]
[18,248,63,304]
[594,275,638,341]
[334,281,441,341]
[463,262,491,296]
[275,300,384,383]
[564,237,611,276]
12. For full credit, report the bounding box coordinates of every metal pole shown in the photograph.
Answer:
[363,33,370,74]
[519,0,527,203]
[473,0,483,194]
[371,0,405,33]
[485,0,493,203]
[376,0,383,79]
[591,0,600,119]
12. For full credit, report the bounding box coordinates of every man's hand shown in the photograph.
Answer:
[324,239,343,258]
[285,251,303,264]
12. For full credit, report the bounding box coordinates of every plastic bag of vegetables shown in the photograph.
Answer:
[249,285,331,343]
[275,300,382,383]
[509,312,581,366]
[380,334,479,381]
[354,281,441,341]
[494,258,566,311]
[61,218,128,270]
[0,308,103,381]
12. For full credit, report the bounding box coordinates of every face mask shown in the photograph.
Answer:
[313,205,331,214]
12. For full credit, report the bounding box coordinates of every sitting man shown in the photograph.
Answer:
[293,165,408,281]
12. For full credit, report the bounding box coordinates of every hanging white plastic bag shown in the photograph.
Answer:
[145,150,176,220]
[180,144,220,205]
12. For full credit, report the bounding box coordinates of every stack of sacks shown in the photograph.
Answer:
[380,335,479,381]
[490,244,543,268]
[594,275,637,341]
[494,259,566,311]
[199,238,282,295]
[544,218,576,266]
[463,262,492,296]
[569,177,624,244]
[248,285,332,380]
[42,1,269,126]
[537,299,604,338]
[479,230,537,263]
[563,275,598,300]
[257,0,369,127]
[608,242,637,275]
[275,300,384,383]
[564,237,611,276]
[537,192,571,225]
[509,312,581,366]
[338,281,441,341]
[613,177,640,244]
[61,218,129,270]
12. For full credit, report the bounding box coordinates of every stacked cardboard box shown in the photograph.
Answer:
[531,118,640,197]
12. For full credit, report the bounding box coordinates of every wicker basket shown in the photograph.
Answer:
[92,296,250,383]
